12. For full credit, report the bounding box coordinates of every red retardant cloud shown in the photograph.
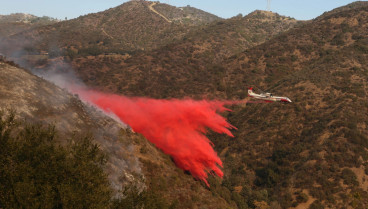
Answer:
[74,88,236,186]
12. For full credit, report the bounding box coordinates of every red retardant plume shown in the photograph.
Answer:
[74,88,236,186]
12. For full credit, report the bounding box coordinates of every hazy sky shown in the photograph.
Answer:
[0,0,364,20]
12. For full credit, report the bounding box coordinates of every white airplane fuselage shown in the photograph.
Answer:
[248,88,292,103]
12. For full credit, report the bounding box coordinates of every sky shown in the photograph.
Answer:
[0,0,364,20]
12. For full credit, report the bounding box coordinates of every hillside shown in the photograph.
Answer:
[70,10,301,98]
[0,13,58,23]
[211,3,368,208]
[0,13,58,37]
[2,1,368,208]
[0,59,143,193]
[67,2,368,208]
[179,10,301,61]
[153,3,222,25]
[0,59,232,208]
[317,1,368,20]
[0,1,220,58]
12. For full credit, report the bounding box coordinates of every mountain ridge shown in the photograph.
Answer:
[0,0,220,58]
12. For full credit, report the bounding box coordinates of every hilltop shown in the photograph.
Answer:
[0,1,220,58]
[0,13,58,23]
[317,1,368,20]
[0,13,58,37]
[152,3,222,25]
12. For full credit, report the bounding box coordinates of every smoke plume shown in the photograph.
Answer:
[73,87,236,186]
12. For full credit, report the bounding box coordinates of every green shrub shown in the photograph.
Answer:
[309,200,324,209]
[341,168,359,186]
[112,185,174,209]
[0,111,176,208]
[0,111,111,208]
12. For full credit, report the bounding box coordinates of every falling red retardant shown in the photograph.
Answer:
[74,88,236,186]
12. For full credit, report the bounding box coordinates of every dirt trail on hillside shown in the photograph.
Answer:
[101,28,114,39]
[148,2,172,23]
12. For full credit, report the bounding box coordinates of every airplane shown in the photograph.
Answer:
[248,87,292,103]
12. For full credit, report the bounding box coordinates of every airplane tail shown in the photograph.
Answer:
[248,87,254,96]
